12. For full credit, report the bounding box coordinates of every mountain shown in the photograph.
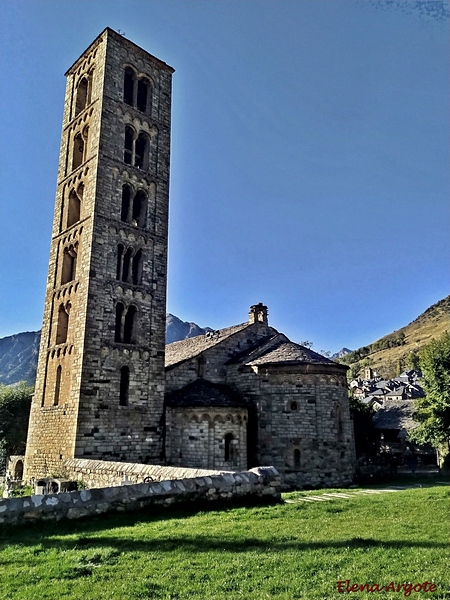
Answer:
[339,296,450,379]
[331,348,352,360]
[2,297,449,385]
[166,313,212,344]
[0,331,41,386]
[0,315,211,386]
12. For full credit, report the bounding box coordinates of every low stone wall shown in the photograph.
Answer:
[0,466,281,526]
[63,458,234,488]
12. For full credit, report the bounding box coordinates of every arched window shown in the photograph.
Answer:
[124,305,137,343]
[132,250,143,285]
[137,77,150,113]
[134,132,149,170]
[132,190,147,227]
[224,433,234,462]
[72,133,84,170]
[197,355,205,378]
[115,304,137,344]
[120,366,130,406]
[123,67,135,106]
[121,184,132,222]
[61,245,77,284]
[67,189,81,227]
[116,244,124,280]
[115,302,125,342]
[124,126,134,165]
[14,459,24,480]
[56,304,70,345]
[54,365,62,406]
[75,77,89,116]
[294,449,301,468]
[122,248,133,283]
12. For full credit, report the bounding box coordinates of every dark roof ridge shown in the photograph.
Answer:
[225,332,289,365]
[246,340,344,367]
[165,321,275,369]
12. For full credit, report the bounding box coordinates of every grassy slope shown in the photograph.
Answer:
[1,485,449,599]
[342,296,450,379]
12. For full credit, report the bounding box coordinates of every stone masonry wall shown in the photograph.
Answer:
[74,29,173,464]
[0,466,281,526]
[25,29,174,479]
[166,407,247,471]
[63,458,233,488]
[226,363,355,489]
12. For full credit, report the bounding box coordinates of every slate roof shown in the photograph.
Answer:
[244,340,340,367]
[386,386,405,397]
[165,322,251,368]
[372,398,417,431]
[165,379,247,408]
[165,321,342,370]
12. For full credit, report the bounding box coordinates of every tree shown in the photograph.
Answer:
[406,349,421,371]
[0,382,33,473]
[409,332,450,467]
[349,396,377,460]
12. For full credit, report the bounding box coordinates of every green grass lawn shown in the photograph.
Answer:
[1,485,449,599]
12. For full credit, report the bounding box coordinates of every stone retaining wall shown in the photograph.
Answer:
[0,466,281,526]
[63,458,233,488]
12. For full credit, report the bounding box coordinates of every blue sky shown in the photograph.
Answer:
[0,0,449,353]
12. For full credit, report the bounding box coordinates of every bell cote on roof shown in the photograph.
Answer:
[249,303,268,325]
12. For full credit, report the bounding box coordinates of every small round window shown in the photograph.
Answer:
[290,401,298,411]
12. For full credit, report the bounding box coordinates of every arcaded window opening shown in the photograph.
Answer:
[115,303,137,344]
[121,184,132,222]
[120,366,130,406]
[75,77,89,116]
[115,302,125,342]
[72,133,84,170]
[124,67,135,106]
[132,190,147,227]
[124,305,137,343]
[56,304,70,345]
[134,133,149,170]
[116,244,124,280]
[61,245,77,284]
[67,190,81,227]
[224,433,234,462]
[137,78,150,113]
[294,448,301,468]
[124,126,134,165]
[54,365,62,406]
[122,248,133,283]
[132,249,143,285]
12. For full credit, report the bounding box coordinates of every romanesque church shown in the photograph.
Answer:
[23,28,355,489]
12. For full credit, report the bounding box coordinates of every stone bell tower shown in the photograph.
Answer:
[24,28,174,479]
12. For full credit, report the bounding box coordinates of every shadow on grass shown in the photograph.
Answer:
[2,531,449,558]
[1,496,449,557]
[0,497,277,542]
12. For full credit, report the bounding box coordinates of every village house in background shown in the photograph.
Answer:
[350,368,436,470]
[21,29,355,490]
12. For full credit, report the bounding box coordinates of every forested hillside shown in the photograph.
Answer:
[339,296,450,379]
